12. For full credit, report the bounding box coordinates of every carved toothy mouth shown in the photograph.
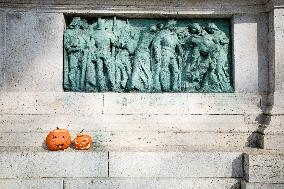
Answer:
[54,144,64,147]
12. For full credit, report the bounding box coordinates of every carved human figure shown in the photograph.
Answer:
[130,25,158,92]
[84,30,97,92]
[79,20,96,92]
[199,50,220,92]
[64,17,232,93]
[64,17,89,91]
[152,23,165,91]
[89,18,116,91]
[202,23,233,92]
[153,20,183,92]
[114,21,137,91]
[183,23,215,91]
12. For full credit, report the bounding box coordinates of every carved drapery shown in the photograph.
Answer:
[64,17,233,92]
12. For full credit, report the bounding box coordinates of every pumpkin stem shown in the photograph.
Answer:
[56,127,60,129]
[80,129,84,133]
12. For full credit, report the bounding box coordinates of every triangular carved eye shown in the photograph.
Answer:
[52,135,57,139]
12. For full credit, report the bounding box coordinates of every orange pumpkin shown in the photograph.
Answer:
[45,127,71,151]
[73,130,92,150]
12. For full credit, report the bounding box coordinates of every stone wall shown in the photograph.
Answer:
[0,0,269,149]
[0,0,283,188]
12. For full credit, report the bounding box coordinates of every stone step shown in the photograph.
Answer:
[270,92,284,114]
[0,131,252,148]
[244,153,284,183]
[0,113,258,148]
[64,178,240,189]
[0,148,243,179]
[0,92,262,115]
[263,134,284,150]
[0,114,258,133]
[260,115,284,150]
[109,151,243,178]
[0,178,240,189]
[241,181,284,189]
[0,150,108,178]
[264,115,284,135]
[0,179,63,189]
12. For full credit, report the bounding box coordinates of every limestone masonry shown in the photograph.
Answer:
[0,0,284,188]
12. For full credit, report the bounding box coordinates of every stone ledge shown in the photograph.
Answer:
[0,92,262,115]
[0,149,244,179]
[64,178,240,189]
[270,92,284,115]
[0,12,4,91]
[263,134,284,150]
[0,146,282,154]
[0,114,258,133]
[241,181,284,189]
[0,146,244,153]
[0,92,104,115]
[264,115,284,134]
[0,131,252,148]
[102,93,261,115]
[0,0,269,15]
[0,178,63,189]
[0,151,108,178]
[109,151,243,178]
[244,153,284,183]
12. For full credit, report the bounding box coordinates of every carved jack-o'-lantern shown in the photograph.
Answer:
[45,127,71,151]
[73,130,92,150]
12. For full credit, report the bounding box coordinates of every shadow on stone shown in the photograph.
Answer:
[246,14,274,149]
[231,154,244,189]
[230,182,241,189]
[231,154,243,178]
[41,140,48,150]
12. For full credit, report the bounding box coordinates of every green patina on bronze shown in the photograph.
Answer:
[64,17,233,93]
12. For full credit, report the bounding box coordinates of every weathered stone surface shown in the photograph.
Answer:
[0,92,259,149]
[0,92,103,115]
[267,8,284,117]
[0,131,251,148]
[264,115,284,134]
[0,1,281,187]
[0,151,108,178]
[257,13,269,93]
[233,13,269,93]
[103,93,261,115]
[0,114,258,133]
[241,181,284,189]
[0,179,63,189]
[0,12,5,92]
[263,134,284,150]
[271,91,284,114]
[273,9,284,92]
[0,0,270,15]
[64,178,240,189]
[244,153,284,183]
[262,114,284,150]
[0,92,261,115]
[269,0,284,7]
[109,152,243,178]
[5,12,64,92]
